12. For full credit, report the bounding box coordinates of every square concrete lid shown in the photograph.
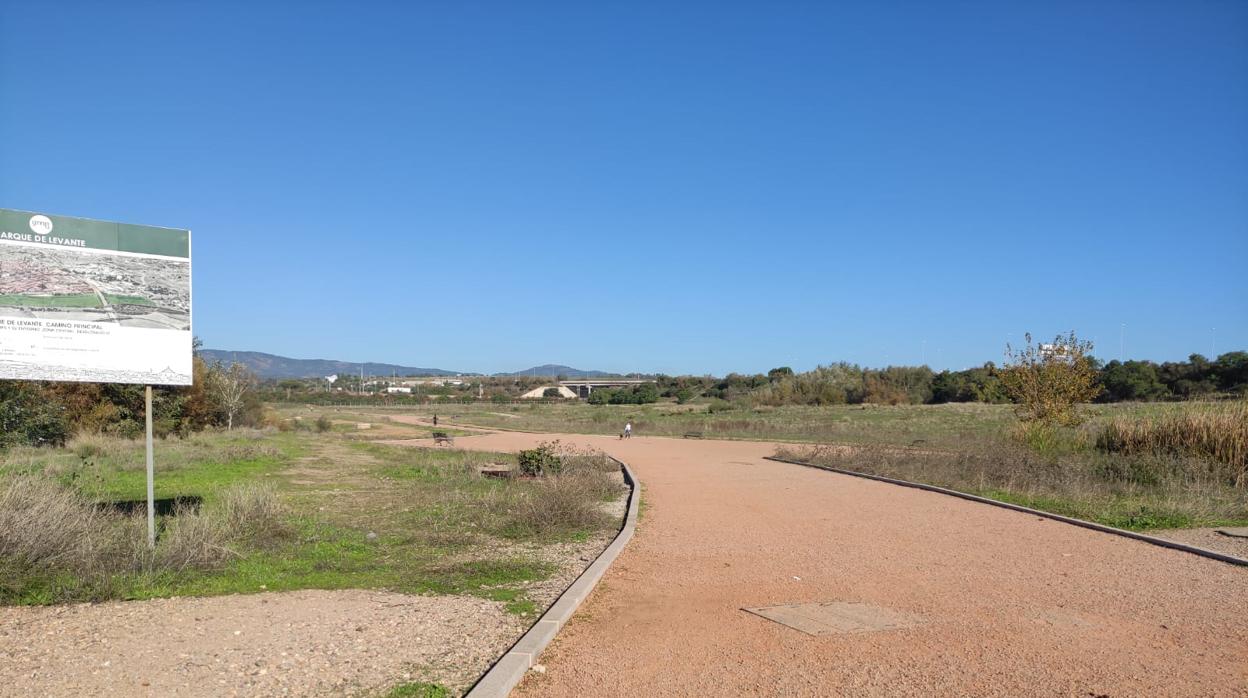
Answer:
[743,601,921,636]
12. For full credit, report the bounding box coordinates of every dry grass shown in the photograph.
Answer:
[1097,401,1248,487]
[0,475,123,578]
[775,437,1248,531]
[216,482,290,545]
[0,475,289,602]
[507,471,619,536]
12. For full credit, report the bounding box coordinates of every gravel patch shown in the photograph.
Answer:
[1150,527,1248,561]
[0,589,521,697]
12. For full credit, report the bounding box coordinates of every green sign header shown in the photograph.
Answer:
[0,208,190,258]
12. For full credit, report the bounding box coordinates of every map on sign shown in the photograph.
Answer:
[0,208,192,385]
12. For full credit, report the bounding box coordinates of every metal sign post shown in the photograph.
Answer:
[146,385,156,548]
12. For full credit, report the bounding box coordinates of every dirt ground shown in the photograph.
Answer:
[432,430,1247,698]
[0,589,518,697]
[0,426,626,698]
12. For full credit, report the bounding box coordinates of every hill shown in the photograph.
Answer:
[497,364,619,378]
[200,350,464,379]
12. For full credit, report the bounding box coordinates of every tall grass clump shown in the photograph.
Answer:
[0,475,122,582]
[0,475,290,603]
[507,473,616,536]
[1097,401,1248,487]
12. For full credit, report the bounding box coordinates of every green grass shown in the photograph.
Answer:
[103,294,154,306]
[383,682,451,698]
[0,292,101,308]
[2,427,623,611]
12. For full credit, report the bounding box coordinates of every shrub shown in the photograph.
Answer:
[999,332,1101,426]
[315,416,333,433]
[0,383,70,450]
[517,443,562,476]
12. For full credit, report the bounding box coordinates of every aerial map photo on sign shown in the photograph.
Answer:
[0,208,191,385]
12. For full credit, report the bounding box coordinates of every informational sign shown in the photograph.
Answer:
[0,208,191,385]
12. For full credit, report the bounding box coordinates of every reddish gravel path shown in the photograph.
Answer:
[432,430,1248,697]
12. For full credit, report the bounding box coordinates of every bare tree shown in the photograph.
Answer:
[209,362,255,430]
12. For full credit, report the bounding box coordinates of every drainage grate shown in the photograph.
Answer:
[743,602,921,636]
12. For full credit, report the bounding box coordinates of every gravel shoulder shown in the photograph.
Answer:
[0,589,519,697]
[1150,527,1248,561]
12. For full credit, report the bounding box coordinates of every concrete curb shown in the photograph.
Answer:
[465,456,641,697]
[765,456,1248,568]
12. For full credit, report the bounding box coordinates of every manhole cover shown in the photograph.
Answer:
[743,602,921,636]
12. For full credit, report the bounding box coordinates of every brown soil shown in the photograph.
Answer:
[437,431,1247,698]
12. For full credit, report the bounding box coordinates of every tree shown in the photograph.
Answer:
[1099,360,1168,401]
[999,331,1101,426]
[0,382,69,449]
[767,366,794,382]
[208,362,256,430]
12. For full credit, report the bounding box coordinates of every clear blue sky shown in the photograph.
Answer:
[2,1,1244,375]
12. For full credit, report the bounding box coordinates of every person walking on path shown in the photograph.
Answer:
[624,422,632,439]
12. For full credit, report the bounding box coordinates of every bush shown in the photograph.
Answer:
[518,444,562,476]
[999,332,1101,426]
[314,416,333,433]
[0,383,70,450]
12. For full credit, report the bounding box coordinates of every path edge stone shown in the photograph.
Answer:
[765,455,1248,568]
[465,456,641,697]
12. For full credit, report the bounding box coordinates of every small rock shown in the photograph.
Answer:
[531,664,546,674]
[366,532,378,541]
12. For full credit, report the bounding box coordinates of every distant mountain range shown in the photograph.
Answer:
[494,364,618,378]
[200,351,620,380]
[199,350,465,379]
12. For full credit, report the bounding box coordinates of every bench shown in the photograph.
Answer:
[682,431,704,439]
[432,431,454,446]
